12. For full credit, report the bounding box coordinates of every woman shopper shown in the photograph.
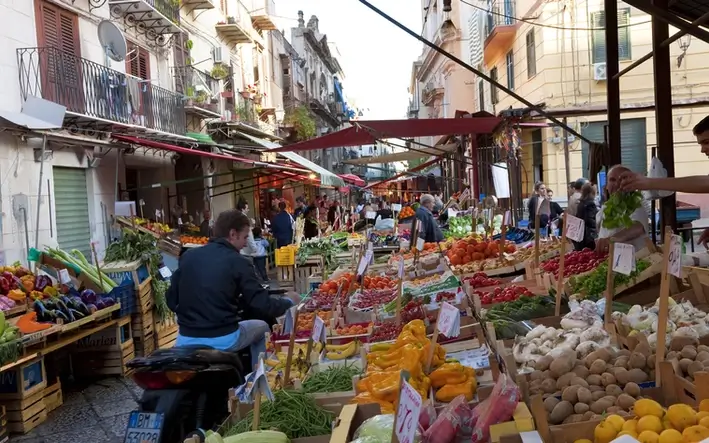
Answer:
[574,183,599,250]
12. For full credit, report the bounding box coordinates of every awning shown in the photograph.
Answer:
[345,142,459,165]
[269,117,502,153]
[339,173,365,186]
[363,157,442,190]
[234,131,345,187]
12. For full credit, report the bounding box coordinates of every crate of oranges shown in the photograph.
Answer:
[329,322,373,345]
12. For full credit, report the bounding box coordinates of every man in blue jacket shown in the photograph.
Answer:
[271,201,294,248]
[167,209,300,368]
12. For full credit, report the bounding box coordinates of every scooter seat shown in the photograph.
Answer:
[128,345,243,371]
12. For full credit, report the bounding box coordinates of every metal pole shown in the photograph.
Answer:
[604,0,622,166]
[652,0,677,235]
[622,0,709,43]
[33,135,47,249]
[563,118,571,186]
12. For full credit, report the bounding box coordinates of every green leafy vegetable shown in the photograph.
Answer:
[570,259,651,296]
[602,191,643,229]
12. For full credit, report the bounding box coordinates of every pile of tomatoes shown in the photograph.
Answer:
[475,284,534,305]
[318,273,360,295]
[362,275,397,290]
[540,249,608,278]
[446,239,516,266]
[463,272,502,288]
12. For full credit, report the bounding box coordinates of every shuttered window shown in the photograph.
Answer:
[591,9,631,64]
[53,167,92,261]
[127,42,150,80]
[581,118,648,179]
[526,31,537,78]
[36,0,80,55]
[490,67,498,104]
[506,51,515,90]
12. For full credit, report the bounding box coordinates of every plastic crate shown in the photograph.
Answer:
[109,281,136,317]
[275,247,295,266]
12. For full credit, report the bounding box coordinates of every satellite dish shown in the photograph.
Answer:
[98,20,127,62]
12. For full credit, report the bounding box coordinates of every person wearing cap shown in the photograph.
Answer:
[567,178,587,217]
[293,196,306,219]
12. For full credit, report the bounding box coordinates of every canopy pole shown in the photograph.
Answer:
[33,134,47,250]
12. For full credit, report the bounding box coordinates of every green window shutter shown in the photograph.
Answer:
[618,9,631,60]
[581,118,648,179]
[53,167,92,261]
[591,11,606,64]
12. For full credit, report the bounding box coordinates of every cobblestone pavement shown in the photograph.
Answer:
[9,377,143,443]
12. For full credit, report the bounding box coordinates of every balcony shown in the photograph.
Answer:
[17,46,185,135]
[250,0,277,31]
[181,0,214,13]
[421,83,444,106]
[172,65,222,119]
[483,0,518,66]
[407,100,419,118]
[215,3,263,47]
[108,0,182,37]
[307,94,340,127]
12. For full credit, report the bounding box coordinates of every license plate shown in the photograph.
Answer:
[124,411,164,443]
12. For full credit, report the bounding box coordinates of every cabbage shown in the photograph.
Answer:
[354,414,421,443]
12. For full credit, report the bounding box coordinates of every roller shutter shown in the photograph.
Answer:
[53,167,91,260]
[581,118,648,179]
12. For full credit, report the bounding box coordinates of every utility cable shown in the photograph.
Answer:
[460,0,651,31]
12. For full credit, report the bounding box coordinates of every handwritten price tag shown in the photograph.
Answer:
[58,269,71,285]
[398,257,405,278]
[437,302,461,337]
[158,266,172,279]
[668,234,682,278]
[242,358,274,402]
[565,214,585,242]
[612,243,635,276]
[283,305,298,334]
[392,203,402,212]
[416,237,425,251]
[312,315,326,343]
[395,378,422,443]
[365,211,377,219]
[503,210,511,225]
[447,208,458,218]
[357,250,373,276]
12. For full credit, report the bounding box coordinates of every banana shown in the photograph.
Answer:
[325,341,357,352]
[265,359,282,368]
[326,341,358,360]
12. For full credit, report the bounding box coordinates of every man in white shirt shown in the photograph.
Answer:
[567,178,587,217]
[596,165,650,253]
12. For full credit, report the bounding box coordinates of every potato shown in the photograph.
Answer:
[649,370,655,381]
[614,356,629,369]
[666,351,679,361]
[634,342,651,357]
[556,372,576,390]
[688,360,704,377]
[530,370,544,381]
[535,355,554,371]
[617,349,631,357]
[586,374,603,386]
[590,398,615,414]
[582,411,595,420]
[605,384,623,397]
[696,351,709,362]
[541,379,557,394]
[698,344,709,354]
[623,382,641,397]
[601,373,617,387]
[553,390,562,397]
[681,345,698,360]
[542,370,551,379]
[577,387,593,404]
[590,414,603,420]
[616,393,636,410]
[680,358,693,373]
[544,396,560,413]
[562,385,580,403]
[592,390,606,401]
[626,368,649,384]
[646,354,656,370]
[590,359,607,375]
[573,365,590,379]
[569,377,590,388]
[607,406,622,414]
[602,395,618,404]
[613,367,629,384]
[702,360,709,369]
[575,402,590,414]
[549,400,574,424]
[585,348,612,366]
[629,352,647,369]
[562,414,585,424]
[550,356,574,378]
[670,336,699,352]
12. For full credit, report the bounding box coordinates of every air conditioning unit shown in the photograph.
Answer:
[593,62,607,81]
[212,45,230,64]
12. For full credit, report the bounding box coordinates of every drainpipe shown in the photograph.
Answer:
[34,135,47,250]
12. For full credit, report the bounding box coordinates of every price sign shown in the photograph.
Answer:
[395,378,423,443]
[155,209,161,220]
[564,214,585,242]
[243,359,274,402]
[357,250,373,276]
[398,257,405,278]
[283,305,298,334]
[58,268,71,285]
[139,199,145,206]
[503,210,511,225]
[365,211,377,219]
[612,243,635,276]
[392,203,402,212]
[158,266,172,279]
[312,315,326,342]
[447,208,457,218]
[436,302,461,337]
[668,234,683,278]
[178,218,183,225]
[416,237,425,251]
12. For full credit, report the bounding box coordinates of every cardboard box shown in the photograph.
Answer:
[489,402,536,443]
[329,403,382,443]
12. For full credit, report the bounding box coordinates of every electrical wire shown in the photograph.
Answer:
[459,0,652,31]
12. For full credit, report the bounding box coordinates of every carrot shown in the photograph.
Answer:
[17,312,52,333]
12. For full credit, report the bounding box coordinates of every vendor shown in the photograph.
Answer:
[376,202,393,220]
[200,209,212,238]
[416,194,444,243]
[596,165,650,253]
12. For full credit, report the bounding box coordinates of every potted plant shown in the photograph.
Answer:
[284,105,316,141]
[227,16,236,24]
[210,64,228,80]
[195,90,210,105]
[185,86,195,107]
[234,104,249,122]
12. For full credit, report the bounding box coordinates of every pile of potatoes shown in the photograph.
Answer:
[666,343,709,382]
[528,344,655,425]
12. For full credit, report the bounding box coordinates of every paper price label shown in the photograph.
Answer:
[365,211,377,219]
[357,250,373,276]
[398,257,405,278]
[447,208,457,218]
[58,269,71,285]
[416,237,425,251]
[155,209,161,219]
[395,378,422,443]
[158,266,172,279]
[283,305,298,334]
[503,210,511,225]
[139,199,145,206]
[437,302,461,338]
[244,358,274,402]
[565,214,585,242]
[392,203,402,212]
[312,315,326,343]
[612,243,635,276]
[178,218,183,225]
[668,234,683,278]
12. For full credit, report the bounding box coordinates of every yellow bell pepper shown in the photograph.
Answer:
[435,380,474,403]
[42,286,58,297]
[429,363,467,388]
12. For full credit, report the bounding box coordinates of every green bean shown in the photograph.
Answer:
[301,363,361,394]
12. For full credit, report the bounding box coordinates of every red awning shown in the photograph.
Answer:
[339,173,365,187]
[269,117,502,153]
[363,157,441,190]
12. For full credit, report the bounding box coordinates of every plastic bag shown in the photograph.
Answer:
[419,398,437,432]
[643,157,673,200]
[353,414,421,443]
[470,374,520,443]
[422,395,475,443]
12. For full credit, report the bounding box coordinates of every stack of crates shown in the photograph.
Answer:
[0,357,48,435]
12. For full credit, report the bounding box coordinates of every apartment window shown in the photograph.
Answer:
[127,41,150,80]
[490,67,498,104]
[478,79,485,112]
[506,51,515,90]
[526,31,537,78]
[591,9,631,63]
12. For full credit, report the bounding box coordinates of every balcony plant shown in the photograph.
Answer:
[234,103,250,122]
[227,16,236,24]
[185,86,196,107]
[195,90,210,105]
[284,105,316,141]
[210,64,228,80]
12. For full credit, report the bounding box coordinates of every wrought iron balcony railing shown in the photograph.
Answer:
[109,0,181,26]
[17,46,185,135]
[172,65,221,116]
[486,0,516,36]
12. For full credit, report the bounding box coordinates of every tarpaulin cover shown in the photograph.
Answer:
[363,156,442,190]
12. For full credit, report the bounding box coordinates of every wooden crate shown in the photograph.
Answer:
[154,316,178,349]
[134,332,155,357]
[3,389,46,435]
[136,277,153,314]
[276,265,295,291]
[72,317,135,376]
[294,265,319,295]
[131,309,154,357]
[42,378,62,414]
[0,405,7,443]
[100,259,150,289]
[0,357,46,400]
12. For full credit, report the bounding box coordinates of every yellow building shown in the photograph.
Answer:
[478,0,709,207]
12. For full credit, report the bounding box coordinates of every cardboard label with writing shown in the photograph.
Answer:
[312,315,326,343]
[58,268,71,284]
[395,378,422,443]
[437,301,461,337]
[668,234,682,278]
[365,211,377,219]
[416,237,425,251]
[565,214,585,242]
[612,243,635,276]
[392,203,402,212]
[159,266,172,279]
[283,305,298,334]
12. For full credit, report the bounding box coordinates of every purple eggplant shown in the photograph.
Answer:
[34,275,51,292]
[86,304,97,314]
[80,289,97,305]
[101,297,116,307]
[95,299,106,310]
[0,296,15,308]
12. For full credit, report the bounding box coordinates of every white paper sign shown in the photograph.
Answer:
[159,266,172,279]
[395,378,422,443]
[668,234,683,278]
[312,315,326,343]
[416,237,425,251]
[398,257,405,278]
[365,211,377,219]
[178,218,183,225]
[155,209,161,220]
[58,268,71,284]
[612,243,635,276]
[243,358,274,402]
[437,302,461,337]
[503,210,511,225]
[447,208,457,218]
[564,214,585,242]
[392,203,402,212]
[283,305,298,334]
[139,199,145,206]
[357,250,373,276]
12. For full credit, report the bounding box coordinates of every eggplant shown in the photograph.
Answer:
[101,297,116,307]
[52,309,69,323]
[33,300,52,322]
[69,309,84,319]
[43,299,57,311]
[95,299,106,310]
[80,289,97,305]
[86,304,98,314]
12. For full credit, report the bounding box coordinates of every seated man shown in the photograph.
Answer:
[166,209,300,369]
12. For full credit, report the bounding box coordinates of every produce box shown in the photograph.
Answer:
[489,402,535,443]
[99,259,150,289]
[42,378,62,413]
[72,316,135,376]
[0,356,46,400]
[3,389,46,435]
[154,316,177,349]
[135,277,153,315]
[328,403,382,443]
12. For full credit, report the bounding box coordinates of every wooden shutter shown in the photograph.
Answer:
[526,31,536,78]
[220,0,227,14]
[36,0,80,55]
[127,42,150,80]
[617,9,631,60]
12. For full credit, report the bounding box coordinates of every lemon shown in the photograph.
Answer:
[606,414,626,432]
[638,416,664,434]
[635,399,665,418]
[637,431,660,443]
[658,429,682,443]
